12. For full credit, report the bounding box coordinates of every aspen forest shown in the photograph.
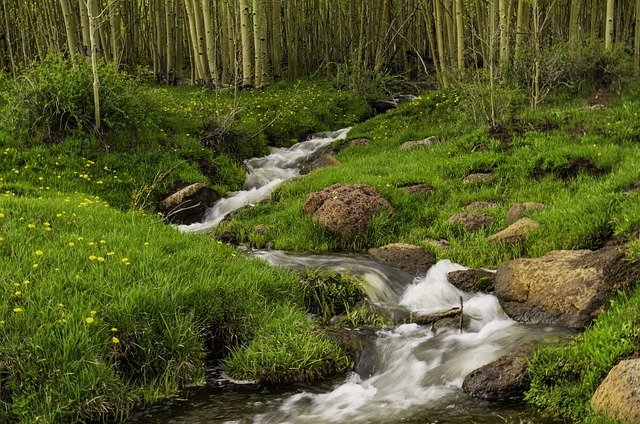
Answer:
[2,0,640,90]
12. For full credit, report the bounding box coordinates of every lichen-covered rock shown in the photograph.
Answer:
[157,183,220,225]
[399,183,435,195]
[462,341,537,401]
[463,173,494,183]
[300,154,341,175]
[448,213,494,232]
[302,184,394,239]
[494,246,640,328]
[487,217,540,245]
[467,201,500,211]
[368,243,436,276]
[592,358,640,424]
[505,202,548,225]
[447,269,496,293]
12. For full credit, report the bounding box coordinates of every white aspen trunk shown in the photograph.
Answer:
[86,0,101,132]
[239,0,253,87]
[605,0,614,48]
[202,0,220,86]
[78,0,91,56]
[455,0,464,71]
[59,0,79,65]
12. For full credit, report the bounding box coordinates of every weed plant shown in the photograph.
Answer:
[525,287,640,422]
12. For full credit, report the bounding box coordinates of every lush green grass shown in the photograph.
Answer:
[525,287,640,423]
[219,92,640,269]
[0,189,350,422]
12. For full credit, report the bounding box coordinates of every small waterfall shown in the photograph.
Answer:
[250,254,572,424]
[178,128,350,234]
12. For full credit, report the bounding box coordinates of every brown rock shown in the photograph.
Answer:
[300,154,341,175]
[467,201,500,211]
[340,138,372,150]
[463,173,494,184]
[368,243,436,276]
[302,184,394,239]
[447,269,496,293]
[448,213,494,232]
[506,202,548,225]
[487,218,540,245]
[592,358,640,424]
[494,246,640,328]
[462,341,537,401]
[400,136,442,151]
[157,183,220,225]
[399,183,436,195]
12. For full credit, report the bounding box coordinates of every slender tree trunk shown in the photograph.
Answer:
[165,0,176,84]
[515,0,525,59]
[59,0,79,64]
[455,0,464,71]
[86,0,101,132]
[605,0,614,48]
[109,0,122,68]
[434,0,449,87]
[239,0,253,87]
[202,0,220,86]
[253,0,268,88]
[499,0,508,64]
[569,0,582,44]
[2,0,15,76]
[636,0,640,66]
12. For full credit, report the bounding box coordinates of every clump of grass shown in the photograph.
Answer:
[525,287,640,422]
[222,306,350,385]
[300,269,367,323]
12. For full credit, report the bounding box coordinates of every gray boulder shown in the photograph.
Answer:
[463,173,494,184]
[494,246,640,328]
[368,243,436,276]
[447,269,496,293]
[158,183,220,225]
[448,213,494,232]
[302,184,394,239]
[462,341,537,400]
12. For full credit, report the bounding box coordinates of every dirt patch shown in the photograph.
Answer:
[587,88,619,108]
[489,125,513,145]
[531,157,610,182]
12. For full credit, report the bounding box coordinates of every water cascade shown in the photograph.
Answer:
[136,130,573,423]
[177,128,350,234]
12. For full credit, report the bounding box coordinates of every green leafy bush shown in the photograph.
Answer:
[1,54,153,141]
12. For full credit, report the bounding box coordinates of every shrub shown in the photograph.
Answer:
[0,54,153,142]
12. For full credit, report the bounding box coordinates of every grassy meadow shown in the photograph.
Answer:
[0,52,639,423]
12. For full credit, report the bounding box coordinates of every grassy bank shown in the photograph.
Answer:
[1,53,639,422]
[0,63,367,422]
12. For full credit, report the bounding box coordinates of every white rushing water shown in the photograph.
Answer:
[249,255,571,424]
[178,128,350,234]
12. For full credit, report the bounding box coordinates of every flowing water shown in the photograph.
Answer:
[135,129,573,423]
[177,128,351,234]
[130,253,572,424]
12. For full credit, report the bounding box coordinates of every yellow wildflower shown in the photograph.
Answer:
[90,310,97,316]
[85,317,94,324]
[35,250,43,256]
[97,257,105,262]
[68,242,75,247]
[89,255,97,261]
[111,337,120,344]
[111,327,118,332]
[13,308,22,313]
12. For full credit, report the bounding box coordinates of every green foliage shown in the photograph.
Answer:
[1,54,154,141]
[221,306,350,385]
[525,288,640,422]
[301,269,367,323]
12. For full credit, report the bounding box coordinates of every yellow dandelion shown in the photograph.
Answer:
[97,257,105,262]
[78,237,84,241]
[107,252,115,256]
[121,258,129,263]
[69,242,75,247]
[100,240,106,244]
[90,310,97,316]
[13,307,22,313]
[27,224,35,229]
[0,320,4,325]
[14,283,20,287]
[35,250,43,256]
[32,264,38,269]
[14,291,21,297]
[111,337,120,344]
[0,213,4,218]
[88,242,96,246]
[58,303,64,308]
[89,255,97,261]
[85,317,94,324]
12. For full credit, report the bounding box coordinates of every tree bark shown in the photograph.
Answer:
[239,0,253,87]
[59,0,79,65]
[605,0,614,48]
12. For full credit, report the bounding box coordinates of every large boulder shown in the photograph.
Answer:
[592,358,640,423]
[487,217,540,245]
[448,213,494,232]
[300,154,341,175]
[157,183,220,225]
[447,269,496,293]
[462,341,537,401]
[506,202,548,225]
[302,184,394,239]
[494,246,640,328]
[368,243,436,276]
